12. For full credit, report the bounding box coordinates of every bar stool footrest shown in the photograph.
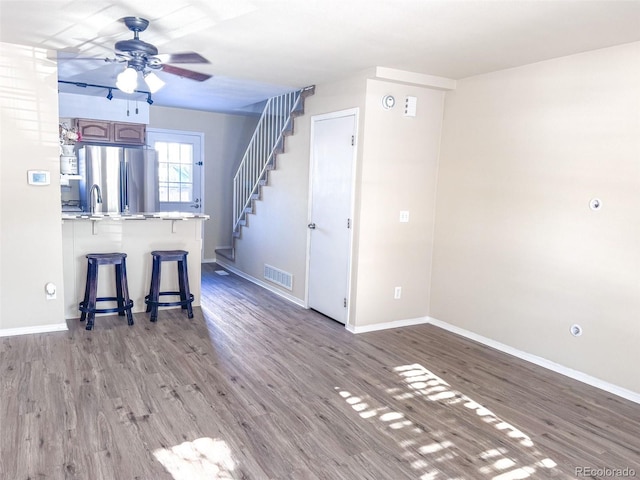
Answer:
[144,292,195,308]
[79,297,134,315]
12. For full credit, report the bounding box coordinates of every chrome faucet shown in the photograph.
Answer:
[89,184,102,214]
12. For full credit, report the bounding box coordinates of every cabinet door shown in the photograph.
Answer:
[114,122,146,145]
[76,119,112,142]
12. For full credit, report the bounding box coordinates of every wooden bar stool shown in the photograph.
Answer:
[79,253,134,330]
[144,250,194,322]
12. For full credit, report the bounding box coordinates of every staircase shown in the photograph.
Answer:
[216,86,315,262]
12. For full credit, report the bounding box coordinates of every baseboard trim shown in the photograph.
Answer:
[202,257,217,264]
[214,259,306,308]
[346,316,429,333]
[0,323,68,338]
[346,314,639,403]
[427,317,640,405]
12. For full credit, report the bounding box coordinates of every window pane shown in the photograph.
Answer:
[168,184,181,202]
[168,143,180,162]
[159,184,167,202]
[181,184,192,202]
[180,165,192,182]
[158,163,168,182]
[180,144,193,164]
[168,164,181,182]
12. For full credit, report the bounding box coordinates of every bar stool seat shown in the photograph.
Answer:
[144,250,194,322]
[79,253,134,330]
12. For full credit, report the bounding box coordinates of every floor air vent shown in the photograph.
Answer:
[264,264,293,290]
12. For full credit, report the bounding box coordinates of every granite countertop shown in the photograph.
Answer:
[62,212,210,221]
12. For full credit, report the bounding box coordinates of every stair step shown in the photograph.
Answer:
[215,248,235,261]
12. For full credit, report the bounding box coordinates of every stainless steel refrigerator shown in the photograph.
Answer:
[78,145,158,214]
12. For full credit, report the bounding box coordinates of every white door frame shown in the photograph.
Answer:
[305,108,359,327]
[146,128,205,213]
[147,128,205,254]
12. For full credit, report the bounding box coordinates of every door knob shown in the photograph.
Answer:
[307,223,316,229]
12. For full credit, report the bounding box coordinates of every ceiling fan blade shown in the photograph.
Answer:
[155,52,209,64]
[161,64,212,82]
[59,57,116,62]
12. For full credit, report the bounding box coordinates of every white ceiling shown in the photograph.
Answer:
[1,0,640,113]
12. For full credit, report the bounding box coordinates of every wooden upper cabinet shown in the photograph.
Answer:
[76,119,111,142]
[75,119,146,145]
[114,122,146,145]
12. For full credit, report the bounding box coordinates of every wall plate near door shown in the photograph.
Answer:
[589,198,602,211]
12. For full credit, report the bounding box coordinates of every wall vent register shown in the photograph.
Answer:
[264,264,293,291]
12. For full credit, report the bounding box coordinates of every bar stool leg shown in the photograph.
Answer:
[80,261,92,324]
[119,259,134,325]
[178,260,186,310]
[148,256,161,322]
[115,263,124,316]
[86,260,98,331]
[178,258,194,319]
[146,256,157,313]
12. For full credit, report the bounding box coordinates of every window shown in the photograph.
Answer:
[155,141,194,203]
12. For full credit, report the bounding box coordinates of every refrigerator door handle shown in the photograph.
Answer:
[120,158,128,213]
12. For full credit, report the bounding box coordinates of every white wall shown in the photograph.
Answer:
[148,106,258,261]
[431,42,640,393]
[0,42,66,333]
[351,79,444,328]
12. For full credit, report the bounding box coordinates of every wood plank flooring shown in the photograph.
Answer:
[1,263,639,479]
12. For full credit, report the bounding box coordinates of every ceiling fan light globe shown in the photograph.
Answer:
[144,71,165,93]
[116,66,138,93]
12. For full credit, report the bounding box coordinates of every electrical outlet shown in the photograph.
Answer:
[399,211,410,223]
[394,286,402,299]
[45,282,56,300]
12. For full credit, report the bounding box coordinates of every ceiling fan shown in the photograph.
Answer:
[94,16,212,94]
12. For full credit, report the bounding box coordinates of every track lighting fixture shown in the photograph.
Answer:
[58,80,152,99]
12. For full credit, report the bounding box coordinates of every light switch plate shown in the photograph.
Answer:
[404,96,417,117]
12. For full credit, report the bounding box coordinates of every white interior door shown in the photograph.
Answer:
[147,129,203,213]
[307,111,357,324]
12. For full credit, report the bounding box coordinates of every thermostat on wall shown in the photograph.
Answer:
[27,170,51,185]
[381,94,396,110]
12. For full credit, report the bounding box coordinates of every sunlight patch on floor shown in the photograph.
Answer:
[153,437,236,480]
[395,364,559,479]
[334,363,562,479]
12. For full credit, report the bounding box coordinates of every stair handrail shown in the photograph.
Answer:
[232,89,304,233]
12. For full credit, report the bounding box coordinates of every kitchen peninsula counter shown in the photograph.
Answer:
[61,212,209,320]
